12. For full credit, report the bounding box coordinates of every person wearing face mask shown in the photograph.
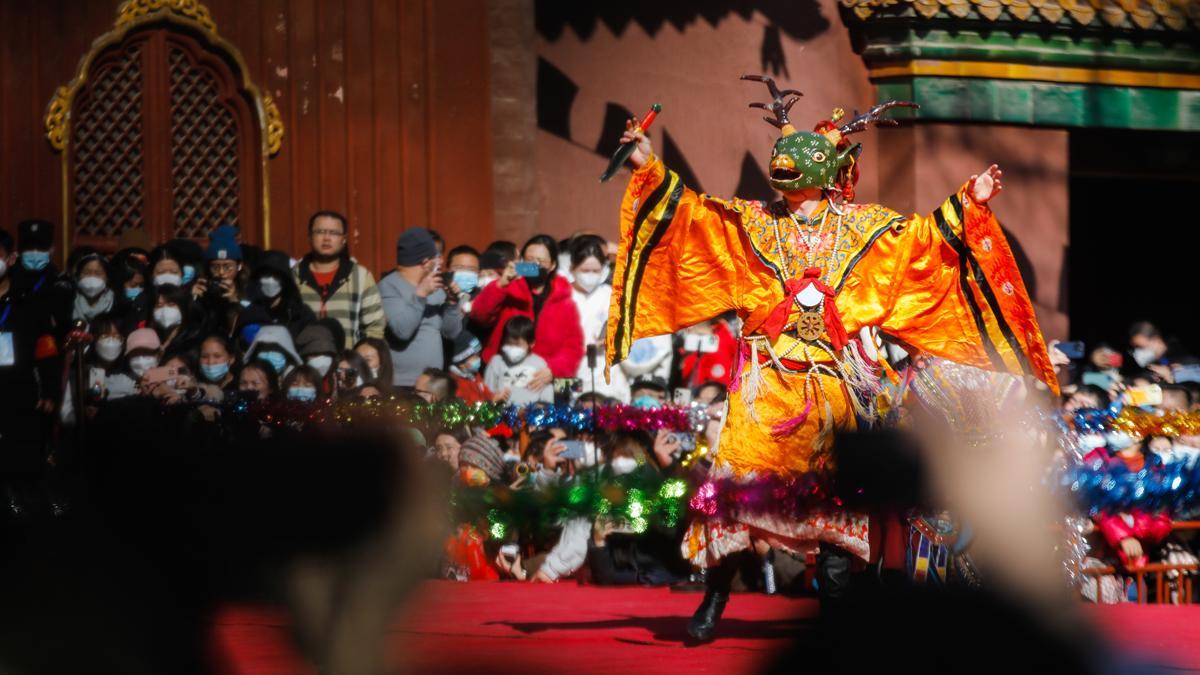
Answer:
[1,228,66,513]
[378,227,464,387]
[483,316,552,405]
[448,331,497,405]
[281,365,323,404]
[151,284,205,355]
[586,431,691,586]
[470,234,584,394]
[59,319,127,426]
[243,250,315,339]
[69,248,115,324]
[193,233,246,336]
[330,350,372,399]
[105,327,161,401]
[295,322,339,384]
[198,334,238,392]
[109,248,151,333]
[1127,321,1184,382]
[9,220,73,341]
[567,235,629,401]
[244,324,303,379]
[446,245,482,314]
[148,245,189,291]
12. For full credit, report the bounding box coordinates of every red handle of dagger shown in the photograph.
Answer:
[638,103,662,132]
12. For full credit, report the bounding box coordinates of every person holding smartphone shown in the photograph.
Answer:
[470,235,583,393]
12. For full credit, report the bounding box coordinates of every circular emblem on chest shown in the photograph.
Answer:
[796,311,824,342]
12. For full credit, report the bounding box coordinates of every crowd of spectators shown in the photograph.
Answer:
[0,215,751,587]
[3,214,1198,598]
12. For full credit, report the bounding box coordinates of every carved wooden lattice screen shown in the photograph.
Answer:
[64,25,263,249]
[71,40,147,241]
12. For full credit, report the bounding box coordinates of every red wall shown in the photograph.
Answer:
[0,0,494,277]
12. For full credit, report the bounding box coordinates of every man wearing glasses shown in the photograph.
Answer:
[294,210,385,349]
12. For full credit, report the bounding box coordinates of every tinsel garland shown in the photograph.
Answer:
[1053,404,1200,438]
[229,399,702,434]
[451,471,692,540]
[1060,457,1200,515]
[689,474,837,519]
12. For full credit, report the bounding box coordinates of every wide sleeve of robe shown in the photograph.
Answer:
[848,183,1058,393]
[605,155,757,373]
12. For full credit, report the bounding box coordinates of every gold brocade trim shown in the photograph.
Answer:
[841,0,1199,31]
[869,59,1200,90]
[117,0,217,34]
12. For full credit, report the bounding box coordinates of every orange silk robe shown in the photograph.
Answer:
[606,155,1056,564]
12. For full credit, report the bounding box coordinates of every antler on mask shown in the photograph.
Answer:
[837,100,920,136]
[740,74,803,134]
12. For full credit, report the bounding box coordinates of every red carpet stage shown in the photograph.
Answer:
[210,581,1200,674]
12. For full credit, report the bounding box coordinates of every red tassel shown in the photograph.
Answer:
[770,399,813,437]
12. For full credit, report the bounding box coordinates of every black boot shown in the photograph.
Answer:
[687,555,739,643]
[816,542,853,619]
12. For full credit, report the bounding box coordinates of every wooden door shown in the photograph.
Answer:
[67,24,263,250]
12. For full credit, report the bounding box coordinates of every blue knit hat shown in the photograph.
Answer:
[205,231,243,261]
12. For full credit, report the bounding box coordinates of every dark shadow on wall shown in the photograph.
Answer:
[593,102,636,154]
[536,58,578,141]
[536,0,831,43]
[735,151,776,203]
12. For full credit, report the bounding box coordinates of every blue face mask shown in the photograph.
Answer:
[287,386,317,402]
[632,395,660,409]
[258,350,287,373]
[21,250,50,272]
[181,265,196,285]
[453,270,479,294]
[201,362,230,382]
[125,286,144,301]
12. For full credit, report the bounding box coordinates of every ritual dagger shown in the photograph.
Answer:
[599,103,661,182]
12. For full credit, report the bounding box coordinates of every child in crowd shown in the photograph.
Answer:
[449,331,496,404]
[484,316,551,405]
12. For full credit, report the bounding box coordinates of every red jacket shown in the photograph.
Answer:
[454,372,493,405]
[679,321,736,388]
[470,275,584,378]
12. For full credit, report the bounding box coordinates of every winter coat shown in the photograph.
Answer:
[470,275,583,378]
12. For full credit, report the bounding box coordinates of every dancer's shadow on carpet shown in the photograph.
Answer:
[490,615,813,645]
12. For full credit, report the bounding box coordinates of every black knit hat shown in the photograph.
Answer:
[396,228,438,266]
[17,219,54,251]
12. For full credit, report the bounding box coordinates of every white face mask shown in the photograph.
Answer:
[501,345,528,363]
[1132,347,1158,368]
[574,271,603,293]
[129,355,158,377]
[610,456,639,475]
[77,275,108,299]
[306,354,333,376]
[153,305,183,329]
[259,276,283,299]
[154,273,183,287]
[95,337,124,362]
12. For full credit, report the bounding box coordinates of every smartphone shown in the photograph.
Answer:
[1174,364,1200,384]
[440,271,455,287]
[552,377,582,394]
[1126,384,1163,407]
[673,387,693,406]
[88,367,106,397]
[1056,340,1085,359]
[499,543,519,562]
[515,261,541,278]
[683,333,720,353]
[141,366,178,388]
[1081,371,1116,390]
[558,440,586,461]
